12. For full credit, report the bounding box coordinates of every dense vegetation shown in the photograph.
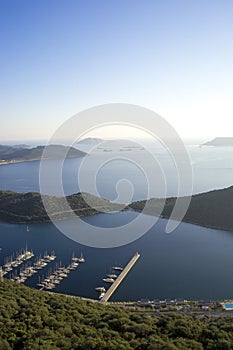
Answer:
[0,191,123,223]
[129,185,233,231]
[1,278,233,350]
[0,144,86,162]
[2,185,233,230]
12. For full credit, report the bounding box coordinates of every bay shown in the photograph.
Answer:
[1,142,233,301]
[1,144,233,200]
[1,212,233,301]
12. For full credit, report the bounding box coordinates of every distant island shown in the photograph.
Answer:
[0,144,86,165]
[76,137,104,144]
[0,191,123,223]
[203,137,233,147]
[2,186,233,231]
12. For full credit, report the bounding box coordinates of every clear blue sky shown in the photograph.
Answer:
[1,0,233,141]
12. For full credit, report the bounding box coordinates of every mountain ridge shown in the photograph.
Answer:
[1,186,233,231]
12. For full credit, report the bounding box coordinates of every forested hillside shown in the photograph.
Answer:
[0,191,123,223]
[1,279,233,349]
[130,186,233,232]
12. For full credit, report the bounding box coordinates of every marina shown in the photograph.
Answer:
[1,246,34,276]
[1,244,139,304]
[0,247,82,288]
[0,245,86,292]
[2,251,56,283]
[2,211,233,301]
[37,257,82,290]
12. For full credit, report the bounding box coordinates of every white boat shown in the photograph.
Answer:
[99,292,105,299]
[107,274,117,279]
[78,252,85,263]
[112,266,123,271]
[69,262,79,269]
[103,278,114,283]
[95,287,106,292]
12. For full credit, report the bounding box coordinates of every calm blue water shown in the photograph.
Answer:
[1,212,233,301]
[1,143,233,300]
[1,144,233,199]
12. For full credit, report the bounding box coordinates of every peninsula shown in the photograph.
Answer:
[129,186,233,232]
[0,191,123,223]
[0,144,86,165]
[1,186,233,231]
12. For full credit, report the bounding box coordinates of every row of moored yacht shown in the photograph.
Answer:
[0,247,35,278]
[7,252,56,284]
[95,266,123,300]
[37,253,85,290]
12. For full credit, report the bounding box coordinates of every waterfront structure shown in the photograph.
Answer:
[100,252,140,304]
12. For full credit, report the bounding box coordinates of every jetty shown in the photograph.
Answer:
[100,252,140,304]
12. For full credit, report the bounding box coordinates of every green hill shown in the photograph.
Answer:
[0,144,86,163]
[130,186,233,231]
[1,278,233,349]
[2,185,233,229]
[0,191,123,223]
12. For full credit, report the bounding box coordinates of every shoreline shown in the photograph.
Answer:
[132,209,233,234]
[0,158,41,166]
[0,155,86,167]
[0,206,127,224]
[0,207,233,234]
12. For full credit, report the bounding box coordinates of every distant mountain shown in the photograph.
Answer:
[203,137,233,146]
[0,144,86,163]
[76,137,104,144]
[11,144,30,149]
[130,186,233,232]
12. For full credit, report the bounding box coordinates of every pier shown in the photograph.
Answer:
[100,252,140,304]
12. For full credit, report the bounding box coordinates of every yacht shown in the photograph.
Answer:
[78,252,85,263]
[112,266,123,271]
[99,292,105,299]
[107,274,117,279]
[103,278,114,283]
[95,287,106,292]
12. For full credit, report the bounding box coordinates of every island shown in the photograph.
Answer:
[203,137,233,147]
[0,144,86,165]
[76,137,104,144]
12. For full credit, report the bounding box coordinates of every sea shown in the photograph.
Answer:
[1,139,233,301]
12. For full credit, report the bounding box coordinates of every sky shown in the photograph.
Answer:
[1,0,233,142]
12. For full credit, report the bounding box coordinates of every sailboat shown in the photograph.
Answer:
[26,226,29,232]
[78,252,85,263]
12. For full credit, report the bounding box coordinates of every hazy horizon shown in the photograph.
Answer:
[1,1,233,141]
[0,136,215,147]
